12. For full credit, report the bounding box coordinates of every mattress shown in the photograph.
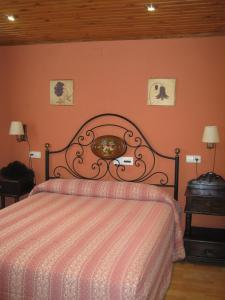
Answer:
[0,179,185,300]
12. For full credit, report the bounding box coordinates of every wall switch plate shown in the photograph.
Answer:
[113,157,133,166]
[186,155,201,163]
[29,151,41,159]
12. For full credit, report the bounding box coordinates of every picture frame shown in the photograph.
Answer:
[50,79,73,105]
[147,78,176,106]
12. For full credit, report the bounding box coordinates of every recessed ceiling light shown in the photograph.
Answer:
[147,3,156,12]
[7,15,16,22]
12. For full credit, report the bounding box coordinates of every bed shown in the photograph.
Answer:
[0,113,185,300]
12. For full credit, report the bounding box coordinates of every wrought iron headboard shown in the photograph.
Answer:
[45,113,180,200]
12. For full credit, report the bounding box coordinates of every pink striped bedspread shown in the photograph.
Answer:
[0,179,185,300]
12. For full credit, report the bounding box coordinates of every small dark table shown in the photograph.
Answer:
[184,186,225,265]
[0,173,34,209]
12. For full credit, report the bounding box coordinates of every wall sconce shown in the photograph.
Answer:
[202,125,220,149]
[9,121,27,142]
[188,125,224,189]
[202,125,220,173]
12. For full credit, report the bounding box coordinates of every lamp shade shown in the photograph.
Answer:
[9,121,24,135]
[202,126,220,144]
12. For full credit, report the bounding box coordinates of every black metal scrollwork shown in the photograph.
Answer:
[45,113,180,200]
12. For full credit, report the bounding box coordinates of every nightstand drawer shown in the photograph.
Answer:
[0,181,20,194]
[0,170,35,209]
[186,197,225,214]
[185,239,225,261]
[0,177,34,196]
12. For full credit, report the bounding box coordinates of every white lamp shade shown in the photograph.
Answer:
[9,121,24,135]
[202,126,220,143]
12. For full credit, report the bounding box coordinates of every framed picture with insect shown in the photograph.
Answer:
[147,78,176,106]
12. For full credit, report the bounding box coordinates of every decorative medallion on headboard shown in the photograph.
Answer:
[91,135,127,160]
[45,113,180,199]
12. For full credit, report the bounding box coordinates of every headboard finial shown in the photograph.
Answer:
[45,143,50,150]
[175,148,180,156]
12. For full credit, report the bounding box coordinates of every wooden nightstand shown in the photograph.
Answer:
[0,173,34,209]
[184,185,225,265]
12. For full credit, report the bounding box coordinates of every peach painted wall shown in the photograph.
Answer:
[0,37,225,229]
[0,49,12,165]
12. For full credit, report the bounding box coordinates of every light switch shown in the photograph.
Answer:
[186,155,201,163]
[29,151,41,159]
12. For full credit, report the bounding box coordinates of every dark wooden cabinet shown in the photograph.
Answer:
[184,187,225,265]
[0,173,34,209]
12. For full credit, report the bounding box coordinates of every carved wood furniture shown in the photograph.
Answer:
[184,186,225,265]
[0,173,34,209]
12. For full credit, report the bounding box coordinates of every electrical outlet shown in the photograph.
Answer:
[186,155,201,163]
[29,151,41,159]
[113,157,134,166]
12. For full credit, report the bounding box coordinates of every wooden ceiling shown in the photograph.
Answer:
[0,0,225,46]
